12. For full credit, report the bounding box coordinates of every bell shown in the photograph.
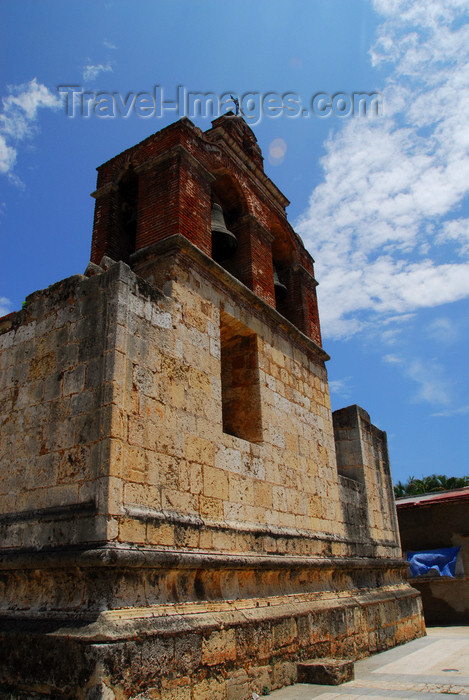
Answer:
[211,202,238,262]
[273,265,287,300]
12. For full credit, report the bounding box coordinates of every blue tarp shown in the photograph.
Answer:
[407,547,460,578]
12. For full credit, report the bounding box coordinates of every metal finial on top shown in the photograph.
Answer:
[230,95,240,115]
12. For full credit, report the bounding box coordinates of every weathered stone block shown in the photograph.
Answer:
[192,676,225,700]
[297,658,354,685]
[119,518,146,543]
[202,628,236,666]
[225,668,250,700]
[272,617,298,649]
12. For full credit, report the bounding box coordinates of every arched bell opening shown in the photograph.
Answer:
[210,198,238,263]
[116,166,138,264]
[273,263,288,305]
[210,173,248,285]
[271,226,297,326]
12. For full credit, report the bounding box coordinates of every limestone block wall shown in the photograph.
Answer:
[113,236,345,559]
[0,240,401,563]
[338,476,369,542]
[0,243,426,696]
[333,405,400,553]
[0,264,131,548]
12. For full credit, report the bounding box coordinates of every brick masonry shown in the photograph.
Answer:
[90,116,321,346]
[0,117,425,698]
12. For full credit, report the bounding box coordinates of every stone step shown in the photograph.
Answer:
[297,658,355,685]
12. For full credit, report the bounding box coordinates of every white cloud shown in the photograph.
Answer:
[82,62,113,82]
[297,0,469,340]
[329,377,353,400]
[103,40,117,50]
[0,78,61,179]
[384,353,452,405]
[426,316,460,345]
[432,405,469,417]
[408,361,452,405]
[437,218,469,257]
[0,296,12,317]
[0,135,16,174]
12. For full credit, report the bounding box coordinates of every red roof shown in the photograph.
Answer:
[396,487,469,509]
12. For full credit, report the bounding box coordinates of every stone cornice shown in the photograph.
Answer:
[91,144,215,200]
[294,263,319,287]
[130,235,330,362]
[0,542,406,571]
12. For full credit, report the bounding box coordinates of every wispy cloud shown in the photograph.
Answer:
[0,138,16,176]
[0,296,12,316]
[329,377,353,400]
[82,62,113,82]
[103,40,117,50]
[432,405,469,417]
[0,78,61,181]
[297,0,469,340]
[426,316,460,345]
[437,218,469,258]
[384,353,452,405]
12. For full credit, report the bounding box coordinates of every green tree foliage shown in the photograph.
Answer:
[394,474,469,498]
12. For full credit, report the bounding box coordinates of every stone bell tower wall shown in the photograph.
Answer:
[0,238,339,613]
[0,116,424,698]
[0,247,425,698]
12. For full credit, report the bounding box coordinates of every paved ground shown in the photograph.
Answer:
[269,627,469,698]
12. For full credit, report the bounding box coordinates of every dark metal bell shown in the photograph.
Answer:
[273,265,287,300]
[211,202,238,262]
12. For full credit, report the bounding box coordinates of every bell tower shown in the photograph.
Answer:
[0,116,424,698]
[91,115,322,347]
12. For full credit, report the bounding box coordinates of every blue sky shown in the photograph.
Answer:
[1,0,468,484]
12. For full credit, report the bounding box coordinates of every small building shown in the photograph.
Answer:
[0,116,424,698]
[396,487,469,625]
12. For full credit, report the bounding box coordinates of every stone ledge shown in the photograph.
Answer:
[130,234,330,362]
[0,584,422,636]
[0,587,425,697]
[0,546,422,617]
[0,542,408,572]
[297,658,354,685]
[0,501,97,525]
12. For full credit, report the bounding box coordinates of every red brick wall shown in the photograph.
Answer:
[90,116,322,346]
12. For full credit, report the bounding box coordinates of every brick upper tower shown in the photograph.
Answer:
[91,115,322,347]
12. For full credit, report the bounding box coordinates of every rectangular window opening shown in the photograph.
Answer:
[220,311,263,443]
